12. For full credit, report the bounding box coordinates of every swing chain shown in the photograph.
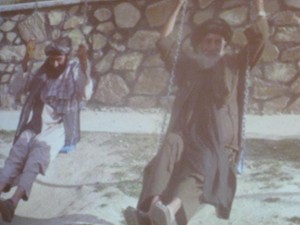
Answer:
[157,0,189,150]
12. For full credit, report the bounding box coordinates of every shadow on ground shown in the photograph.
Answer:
[3,214,113,225]
[0,131,300,225]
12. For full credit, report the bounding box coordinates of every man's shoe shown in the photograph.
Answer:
[59,145,76,154]
[149,201,177,225]
[0,199,15,223]
[123,206,150,225]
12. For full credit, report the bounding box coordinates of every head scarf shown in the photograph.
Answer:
[45,37,72,56]
[191,18,232,48]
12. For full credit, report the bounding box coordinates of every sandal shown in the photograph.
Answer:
[123,206,150,225]
[149,202,177,225]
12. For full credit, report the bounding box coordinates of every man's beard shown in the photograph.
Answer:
[45,60,67,79]
[196,52,222,69]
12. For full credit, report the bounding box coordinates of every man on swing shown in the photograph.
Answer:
[124,0,269,224]
[0,37,91,223]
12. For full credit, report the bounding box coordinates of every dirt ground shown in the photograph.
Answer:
[0,131,300,225]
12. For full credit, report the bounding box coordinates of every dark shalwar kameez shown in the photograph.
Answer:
[137,17,269,225]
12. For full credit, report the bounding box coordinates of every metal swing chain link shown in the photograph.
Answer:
[238,1,258,173]
[156,0,189,151]
[69,0,89,147]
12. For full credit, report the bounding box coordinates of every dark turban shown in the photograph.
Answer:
[191,18,232,48]
[45,37,72,56]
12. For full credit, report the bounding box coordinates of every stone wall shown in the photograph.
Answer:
[0,0,300,114]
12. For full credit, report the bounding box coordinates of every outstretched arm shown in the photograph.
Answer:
[243,0,268,69]
[255,0,266,17]
[160,0,186,39]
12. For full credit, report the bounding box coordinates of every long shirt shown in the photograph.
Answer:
[157,16,269,219]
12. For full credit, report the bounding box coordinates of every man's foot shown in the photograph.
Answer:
[123,206,150,225]
[0,199,15,223]
[3,184,11,193]
[149,201,177,225]
[59,145,76,154]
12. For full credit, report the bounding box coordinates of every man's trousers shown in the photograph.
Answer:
[137,133,204,225]
[0,124,64,200]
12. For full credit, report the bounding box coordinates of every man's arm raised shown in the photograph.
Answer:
[255,0,266,17]
[243,0,269,68]
[160,0,186,39]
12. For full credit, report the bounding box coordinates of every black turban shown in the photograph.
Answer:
[45,37,72,56]
[191,18,232,48]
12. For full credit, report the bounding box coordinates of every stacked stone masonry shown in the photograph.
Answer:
[0,0,300,114]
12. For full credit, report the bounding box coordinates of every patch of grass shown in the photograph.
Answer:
[286,217,300,224]
[246,139,300,163]
[102,191,118,199]
[262,197,280,203]
[117,180,143,198]
[0,130,14,143]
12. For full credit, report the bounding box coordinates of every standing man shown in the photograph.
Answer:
[0,37,89,223]
[124,0,269,224]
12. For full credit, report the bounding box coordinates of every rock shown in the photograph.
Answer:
[48,11,64,26]
[113,52,143,71]
[83,26,93,36]
[0,63,7,71]
[0,85,15,109]
[96,22,115,34]
[0,45,26,62]
[159,95,175,110]
[193,9,214,25]
[146,1,172,27]
[290,77,300,94]
[6,32,16,43]
[1,74,10,83]
[34,42,48,60]
[18,13,47,42]
[261,42,280,62]
[264,62,297,82]
[128,30,160,50]
[247,98,261,114]
[128,96,157,108]
[123,71,138,82]
[92,33,108,50]
[114,3,141,28]
[252,78,289,100]
[231,28,247,46]
[281,46,300,62]
[94,73,129,105]
[197,0,215,9]
[274,26,300,43]
[284,0,300,9]
[0,20,15,32]
[95,50,116,74]
[288,97,300,113]
[272,11,300,26]
[68,5,79,15]
[143,54,164,67]
[64,16,85,29]
[50,29,60,40]
[134,67,169,95]
[264,0,280,15]
[220,6,248,26]
[263,97,290,113]
[68,29,86,50]
[0,32,3,42]
[94,8,112,22]
[109,41,126,52]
